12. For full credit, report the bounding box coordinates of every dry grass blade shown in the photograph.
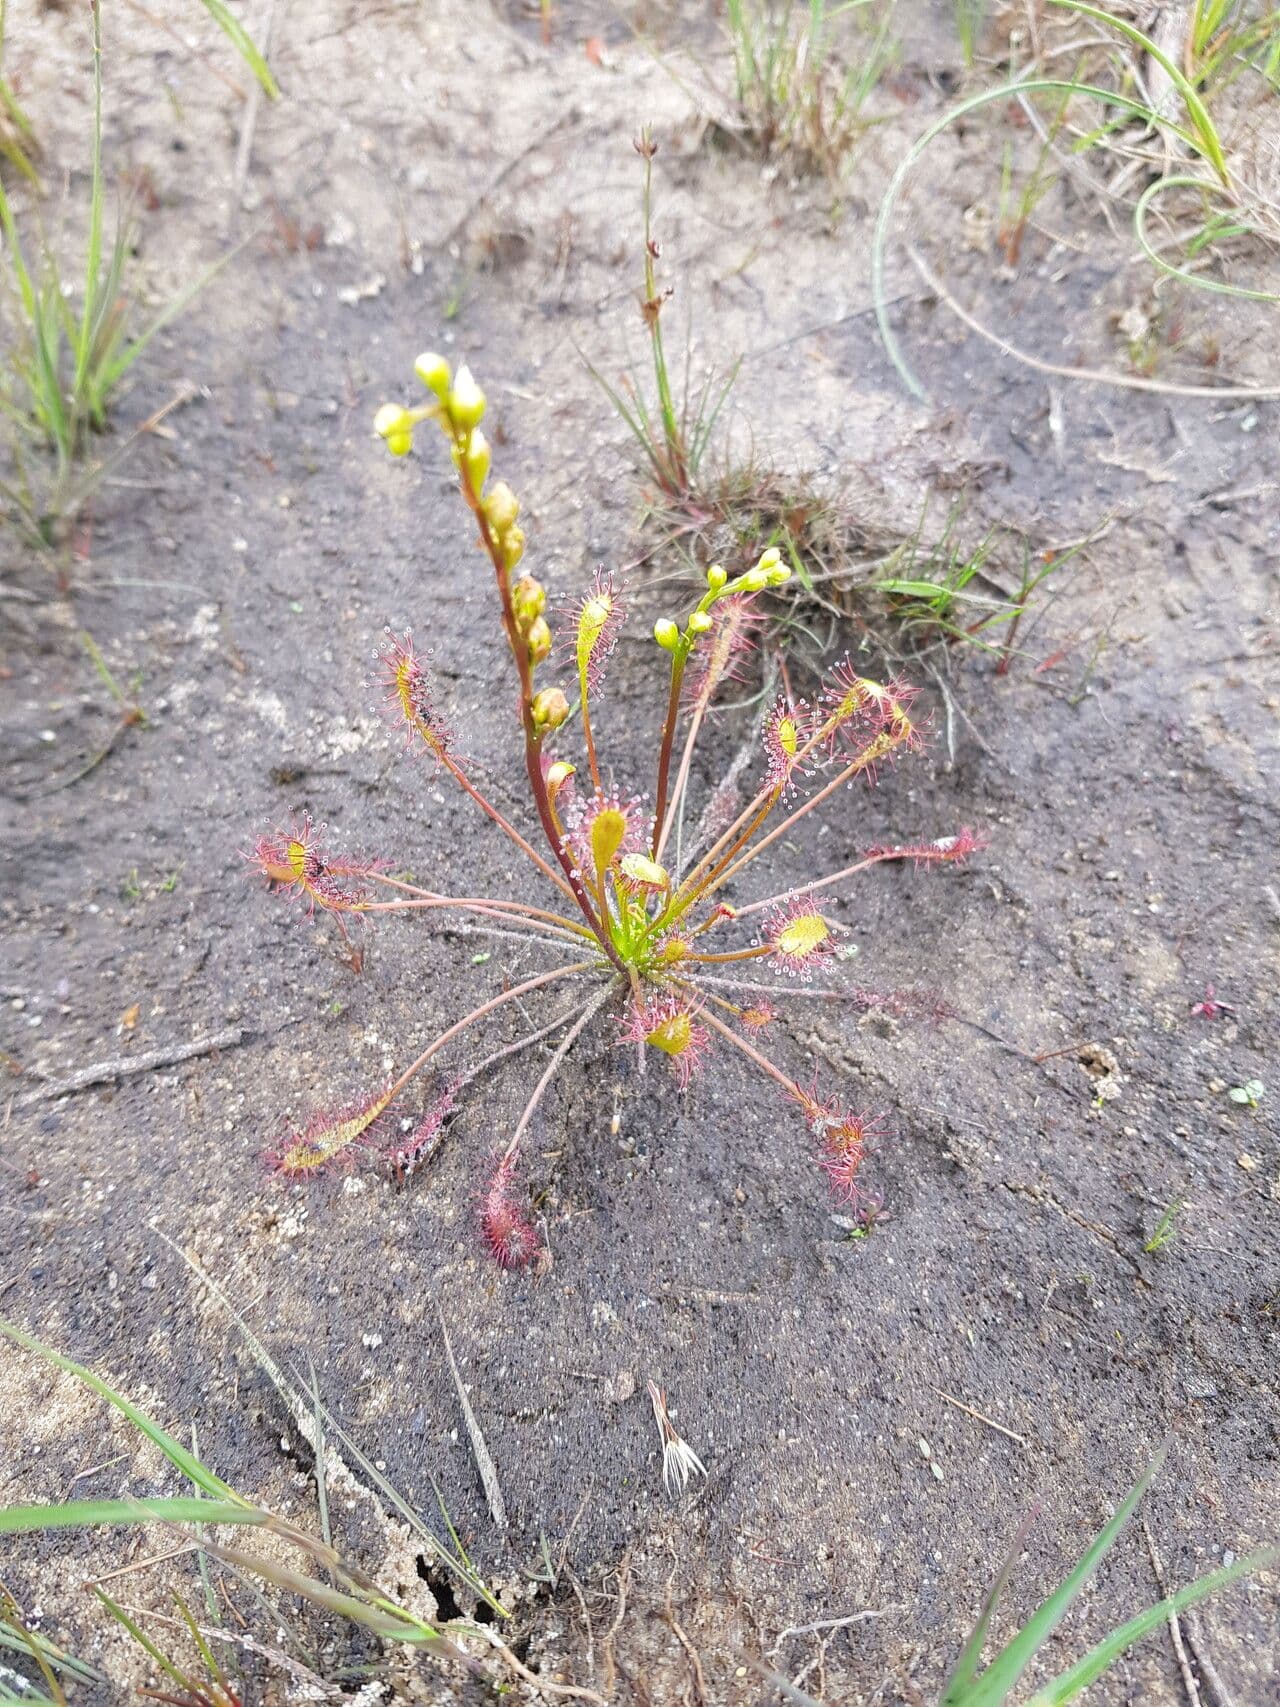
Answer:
[438,1307,507,1531]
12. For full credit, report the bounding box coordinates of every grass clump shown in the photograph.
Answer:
[874,0,1280,398]
[588,134,1086,677]
[723,0,897,175]
[0,1315,550,1703]
[0,1,273,572]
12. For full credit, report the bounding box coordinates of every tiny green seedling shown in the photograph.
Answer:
[1143,1199,1183,1254]
[1228,1079,1265,1109]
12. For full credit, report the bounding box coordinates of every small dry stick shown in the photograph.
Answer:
[600,1549,631,1699]
[438,1307,507,1531]
[771,1605,904,1654]
[230,0,281,223]
[20,1027,248,1106]
[933,1388,1028,1447]
[664,1545,709,1707]
[1183,1610,1238,1707]
[1143,1514,1203,1707]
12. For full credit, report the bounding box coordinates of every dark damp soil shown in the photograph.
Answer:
[1,3,1277,1703]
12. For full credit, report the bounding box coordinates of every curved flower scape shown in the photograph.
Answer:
[245,352,983,1265]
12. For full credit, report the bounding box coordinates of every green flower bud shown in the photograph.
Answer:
[654,618,680,651]
[501,526,526,571]
[374,402,413,445]
[448,365,486,430]
[386,431,413,458]
[741,568,768,592]
[767,563,792,586]
[512,574,545,628]
[526,615,552,665]
[532,686,570,729]
[414,351,452,397]
[462,429,491,492]
[483,481,520,536]
[757,546,782,572]
[706,563,727,591]
[688,611,712,634]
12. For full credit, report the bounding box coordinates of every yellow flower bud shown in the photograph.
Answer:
[448,365,486,430]
[706,563,727,591]
[767,563,792,587]
[374,403,413,445]
[532,686,570,730]
[386,431,413,457]
[526,616,552,665]
[501,526,526,571]
[512,574,545,628]
[654,618,680,651]
[740,568,768,592]
[757,546,782,572]
[688,611,712,634]
[414,351,452,397]
[483,481,520,536]
[463,429,490,492]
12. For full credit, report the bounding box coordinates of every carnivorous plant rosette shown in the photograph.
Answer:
[246,353,982,1266]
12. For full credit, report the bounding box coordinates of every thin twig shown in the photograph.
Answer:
[907,243,1280,399]
[469,1624,607,1705]
[933,1388,1028,1447]
[19,1027,248,1106]
[1143,1514,1203,1707]
[664,1547,708,1707]
[1183,1610,1238,1707]
[438,1308,507,1532]
[600,1549,631,1699]
[770,1605,903,1653]
[229,0,280,225]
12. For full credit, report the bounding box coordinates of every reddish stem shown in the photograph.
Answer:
[439,751,576,901]
[699,1007,800,1097]
[650,652,687,860]
[382,961,594,1107]
[500,988,610,1166]
[455,453,624,969]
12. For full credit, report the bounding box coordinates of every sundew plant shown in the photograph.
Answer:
[247,352,980,1267]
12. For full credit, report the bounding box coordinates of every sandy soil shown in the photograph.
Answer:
[2,2,1278,1703]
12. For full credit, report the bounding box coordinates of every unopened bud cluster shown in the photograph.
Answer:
[653,547,791,656]
[375,352,551,674]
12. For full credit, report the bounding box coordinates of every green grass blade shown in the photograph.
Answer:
[0,1319,247,1504]
[966,1453,1166,1706]
[0,1497,262,1535]
[1028,1544,1280,1705]
[197,0,279,97]
[872,80,1202,398]
[0,1623,103,1688]
[939,1506,1039,1703]
[100,228,250,394]
[92,1589,199,1699]
[73,0,105,403]
[208,1543,445,1648]
[1047,0,1229,183]
[1134,174,1280,302]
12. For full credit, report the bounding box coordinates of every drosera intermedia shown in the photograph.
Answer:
[246,350,984,1267]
